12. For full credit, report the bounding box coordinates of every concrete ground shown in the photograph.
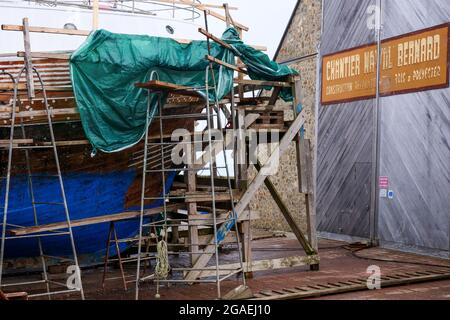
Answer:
[2,237,450,300]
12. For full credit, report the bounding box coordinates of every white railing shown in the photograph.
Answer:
[19,0,204,21]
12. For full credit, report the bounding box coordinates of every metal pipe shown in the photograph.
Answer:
[370,0,383,246]
[0,67,24,289]
[204,10,247,290]
[34,67,85,299]
[205,64,221,299]
[135,70,159,300]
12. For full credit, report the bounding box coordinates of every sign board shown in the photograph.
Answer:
[388,190,395,200]
[321,23,450,105]
[379,176,389,189]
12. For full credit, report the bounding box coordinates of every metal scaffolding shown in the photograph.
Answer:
[0,66,84,300]
[132,66,247,300]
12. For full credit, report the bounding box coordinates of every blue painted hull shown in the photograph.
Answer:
[0,171,175,264]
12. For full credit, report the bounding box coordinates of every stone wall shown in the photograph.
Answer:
[249,0,322,233]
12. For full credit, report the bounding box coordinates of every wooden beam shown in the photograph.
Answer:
[184,109,308,281]
[22,18,35,99]
[303,140,318,252]
[0,107,19,113]
[233,79,292,88]
[3,24,264,49]
[8,204,183,236]
[251,271,450,301]
[188,211,259,227]
[0,108,79,120]
[192,255,320,279]
[0,139,33,145]
[199,28,233,50]
[292,77,307,193]
[2,24,91,36]
[184,191,242,203]
[187,144,199,264]
[206,55,248,74]
[92,0,99,30]
[0,83,71,91]
[268,87,282,106]
[17,51,71,60]
[254,162,316,256]
[135,80,204,98]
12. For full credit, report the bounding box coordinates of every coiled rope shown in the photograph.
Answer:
[155,240,170,280]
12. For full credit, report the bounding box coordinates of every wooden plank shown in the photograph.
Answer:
[268,87,282,106]
[184,191,241,203]
[254,161,316,256]
[252,271,450,300]
[2,24,266,50]
[239,220,252,276]
[0,107,18,112]
[17,51,71,60]
[0,108,78,120]
[188,211,259,227]
[238,105,290,112]
[135,80,204,98]
[0,83,71,91]
[233,79,292,88]
[184,109,308,281]
[8,204,183,236]
[3,292,28,300]
[0,139,33,145]
[206,55,248,74]
[193,255,319,279]
[198,28,233,50]
[1,24,91,36]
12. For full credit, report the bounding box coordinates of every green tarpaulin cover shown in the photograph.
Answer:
[70,27,298,153]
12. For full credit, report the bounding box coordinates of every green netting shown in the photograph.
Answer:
[70,27,298,153]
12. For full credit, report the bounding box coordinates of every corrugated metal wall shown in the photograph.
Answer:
[317,0,450,257]
[378,0,450,255]
[317,0,376,239]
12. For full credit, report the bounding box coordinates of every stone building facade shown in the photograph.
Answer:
[249,0,322,233]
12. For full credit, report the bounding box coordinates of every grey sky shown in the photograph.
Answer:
[204,0,298,58]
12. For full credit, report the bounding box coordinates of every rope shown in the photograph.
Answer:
[155,240,170,280]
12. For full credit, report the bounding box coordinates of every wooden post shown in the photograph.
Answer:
[187,137,200,264]
[291,76,318,261]
[22,18,35,100]
[292,76,307,193]
[303,139,318,256]
[237,28,245,100]
[92,0,100,30]
[238,221,253,278]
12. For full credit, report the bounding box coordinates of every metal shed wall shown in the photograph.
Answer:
[378,0,450,256]
[317,0,450,257]
[317,0,376,240]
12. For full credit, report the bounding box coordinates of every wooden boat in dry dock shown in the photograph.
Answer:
[0,56,205,265]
